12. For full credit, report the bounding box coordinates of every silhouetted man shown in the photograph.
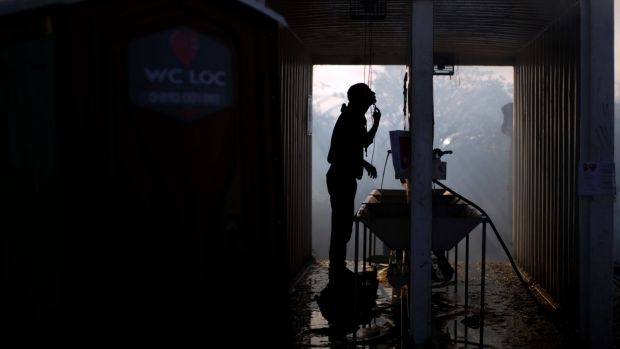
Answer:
[326,82,381,281]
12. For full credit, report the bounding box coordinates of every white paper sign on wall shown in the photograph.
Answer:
[578,162,617,196]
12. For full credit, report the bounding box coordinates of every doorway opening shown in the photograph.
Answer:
[311,65,514,261]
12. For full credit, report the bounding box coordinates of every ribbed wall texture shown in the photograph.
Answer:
[513,5,579,311]
[279,29,313,280]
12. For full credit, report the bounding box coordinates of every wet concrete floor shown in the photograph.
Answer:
[290,259,618,348]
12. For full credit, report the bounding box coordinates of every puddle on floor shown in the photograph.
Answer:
[290,259,592,348]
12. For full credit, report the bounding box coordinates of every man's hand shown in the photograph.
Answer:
[372,106,381,124]
[366,164,377,179]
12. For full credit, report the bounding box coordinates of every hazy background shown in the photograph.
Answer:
[312,65,514,261]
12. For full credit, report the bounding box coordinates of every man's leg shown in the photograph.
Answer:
[327,175,357,279]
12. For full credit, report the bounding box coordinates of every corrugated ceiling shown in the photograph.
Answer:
[268,0,579,65]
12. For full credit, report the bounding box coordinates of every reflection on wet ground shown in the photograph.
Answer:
[290,259,619,348]
[290,260,404,348]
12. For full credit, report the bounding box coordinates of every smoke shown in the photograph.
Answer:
[312,65,514,261]
[312,65,407,259]
[433,66,514,261]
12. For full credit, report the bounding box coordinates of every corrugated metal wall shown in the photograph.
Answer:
[279,29,313,280]
[513,5,579,311]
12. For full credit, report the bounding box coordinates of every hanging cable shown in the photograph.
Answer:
[362,17,369,159]
[379,150,392,194]
[362,17,367,85]
[368,20,373,88]
[404,0,411,129]
[367,19,377,165]
[432,179,562,317]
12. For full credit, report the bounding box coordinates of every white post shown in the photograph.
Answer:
[409,0,433,344]
[579,0,615,347]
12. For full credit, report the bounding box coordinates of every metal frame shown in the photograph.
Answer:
[353,215,489,347]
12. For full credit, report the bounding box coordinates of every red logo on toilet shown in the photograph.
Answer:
[170,29,198,67]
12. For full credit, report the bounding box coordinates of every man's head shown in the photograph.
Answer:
[347,83,376,109]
